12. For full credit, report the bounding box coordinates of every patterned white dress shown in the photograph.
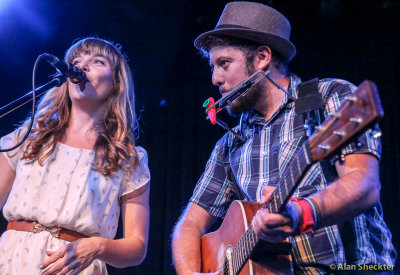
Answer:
[0,130,150,275]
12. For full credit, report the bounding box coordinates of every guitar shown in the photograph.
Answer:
[201,80,384,275]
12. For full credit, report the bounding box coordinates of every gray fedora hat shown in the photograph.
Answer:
[194,1,296,61]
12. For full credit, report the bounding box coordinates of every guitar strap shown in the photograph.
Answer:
[295,78,338,183]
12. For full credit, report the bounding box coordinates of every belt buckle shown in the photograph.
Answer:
[33,222,62,238]
[33,222,46,233]
[49,226,61,238]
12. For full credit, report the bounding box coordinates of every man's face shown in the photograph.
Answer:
[209,46,262,115]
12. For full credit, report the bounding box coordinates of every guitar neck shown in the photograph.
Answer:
[267,142,313,213]
[231,142,314,274]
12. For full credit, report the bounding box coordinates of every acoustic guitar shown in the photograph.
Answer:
[201,81,384,275]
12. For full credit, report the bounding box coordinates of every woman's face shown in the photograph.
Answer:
[68,51,115,106]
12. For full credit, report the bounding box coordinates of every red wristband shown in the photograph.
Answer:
[291,197,315,234]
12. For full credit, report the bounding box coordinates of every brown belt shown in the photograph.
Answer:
[7,220,88,242]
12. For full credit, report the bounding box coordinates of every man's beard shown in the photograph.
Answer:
[226,76,264,116]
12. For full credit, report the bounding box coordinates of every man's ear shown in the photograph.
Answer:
[255,46,272,71]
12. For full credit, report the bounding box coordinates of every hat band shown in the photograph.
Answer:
[215,24,252,30]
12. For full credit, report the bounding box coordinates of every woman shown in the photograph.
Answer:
[0,37,150,274]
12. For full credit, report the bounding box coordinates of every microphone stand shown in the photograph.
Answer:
[0,73,67,153]
[0,74,66,119]
[0,52,86,153]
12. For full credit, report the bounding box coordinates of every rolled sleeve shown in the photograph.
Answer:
[190,137,234,218]
[320,79,382,160]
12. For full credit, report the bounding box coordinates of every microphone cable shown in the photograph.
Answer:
[0,54,65,152]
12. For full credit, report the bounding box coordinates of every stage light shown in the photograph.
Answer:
[0,0,13,13]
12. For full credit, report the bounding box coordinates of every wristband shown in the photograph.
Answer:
[303,197,318,228]
[308,197,322,228]
[291,197,315,234]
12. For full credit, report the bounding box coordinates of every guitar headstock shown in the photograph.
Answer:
[308,80,384,161]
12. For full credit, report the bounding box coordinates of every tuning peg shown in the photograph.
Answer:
[371,130,382,139]
[349,117,363,125]
[333,130,346,139]
[345,96,357,103]
[332,112,341,119]
[315,126,326,132]
[318,145,331,152]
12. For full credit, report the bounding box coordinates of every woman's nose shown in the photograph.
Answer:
[79,63,89,72]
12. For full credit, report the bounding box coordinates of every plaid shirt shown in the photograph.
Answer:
[190,76,396,274]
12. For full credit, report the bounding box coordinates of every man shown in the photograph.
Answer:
[172,2,396,274]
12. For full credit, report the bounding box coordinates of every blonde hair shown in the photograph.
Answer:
[21,37,138,175]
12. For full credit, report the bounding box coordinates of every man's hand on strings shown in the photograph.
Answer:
[252,186,301,243]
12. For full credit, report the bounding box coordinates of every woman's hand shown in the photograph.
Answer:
[40,237,102,275]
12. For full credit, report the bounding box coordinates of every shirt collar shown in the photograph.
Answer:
[239,74,302,126]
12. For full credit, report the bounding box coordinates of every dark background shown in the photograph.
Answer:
[0,0,399,274]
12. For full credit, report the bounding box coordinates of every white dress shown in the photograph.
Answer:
[0,130,150,275]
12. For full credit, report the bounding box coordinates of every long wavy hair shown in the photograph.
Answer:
[20,37,139,175]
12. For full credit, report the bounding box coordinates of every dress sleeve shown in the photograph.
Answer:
[119,146,150,203]
[0,129,25,171]
[319,79,381,160]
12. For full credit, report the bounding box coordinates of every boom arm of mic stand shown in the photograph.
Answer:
[0,74,67,119]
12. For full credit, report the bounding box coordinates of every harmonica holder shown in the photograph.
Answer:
[204,70,291,142]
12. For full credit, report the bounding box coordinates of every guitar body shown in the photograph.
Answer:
[201,200,293,275]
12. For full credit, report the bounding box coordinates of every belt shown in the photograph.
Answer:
[7,220,88,242]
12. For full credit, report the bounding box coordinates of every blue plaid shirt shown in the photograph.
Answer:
[190,76,396,274]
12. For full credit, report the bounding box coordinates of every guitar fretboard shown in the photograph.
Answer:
[267,142,313,213]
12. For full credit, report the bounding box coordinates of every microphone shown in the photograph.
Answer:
[203,97,217,125]
[41,53,86,84]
